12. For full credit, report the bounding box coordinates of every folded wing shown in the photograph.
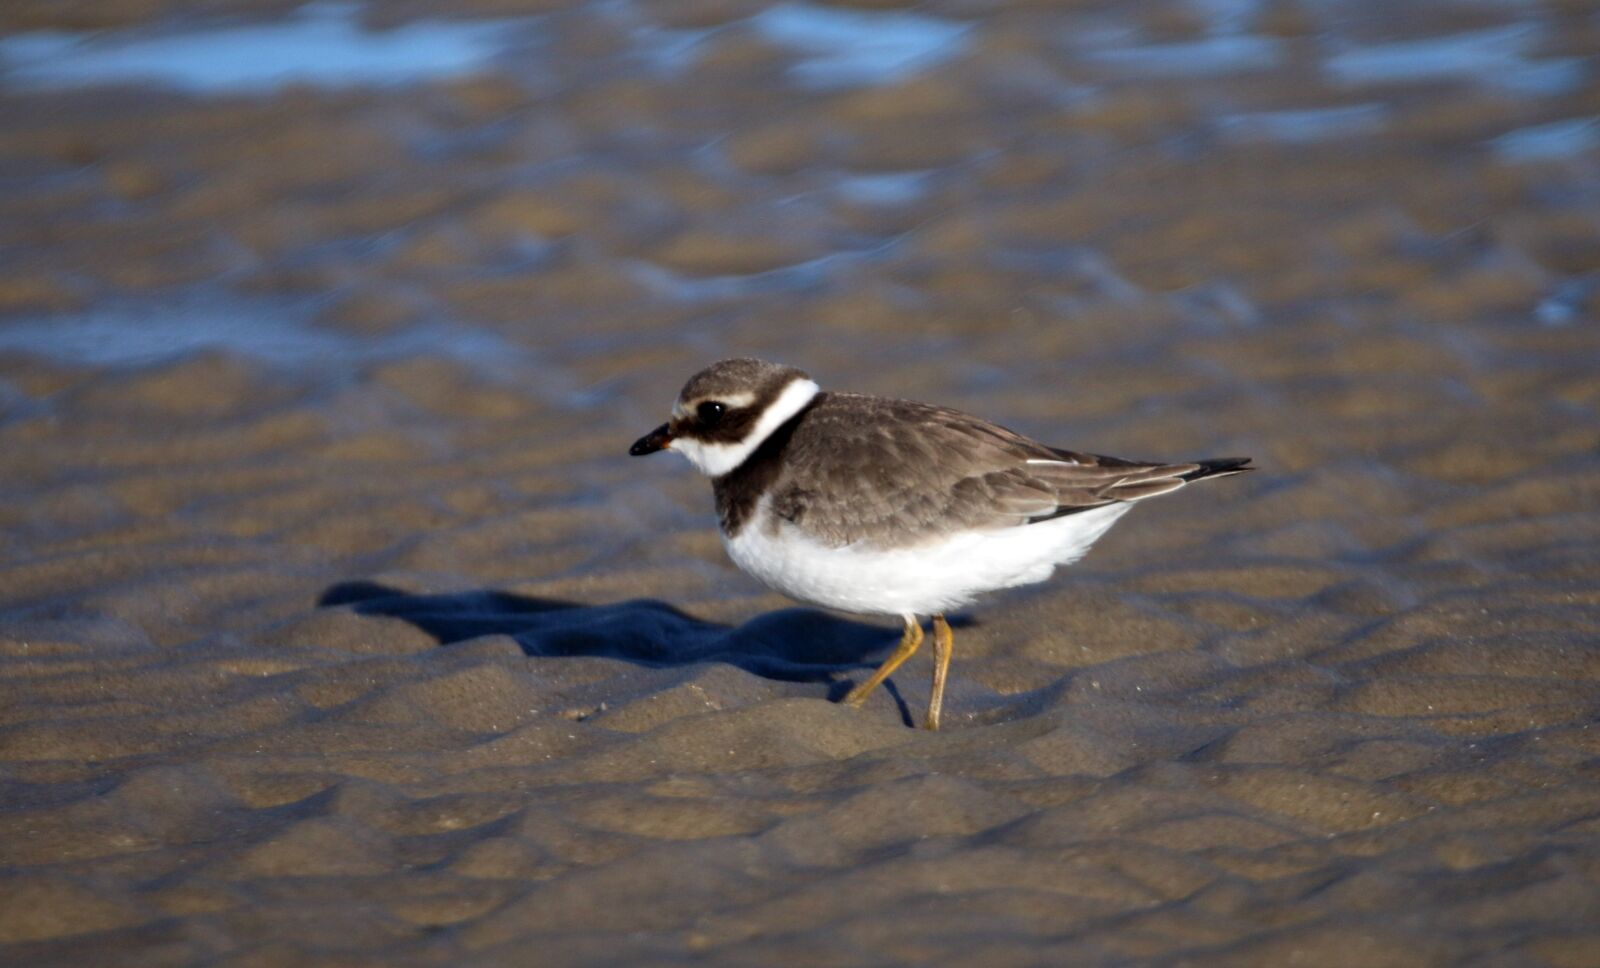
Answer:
[773,394,1250,548]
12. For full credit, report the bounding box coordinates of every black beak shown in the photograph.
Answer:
[629,423,672,456]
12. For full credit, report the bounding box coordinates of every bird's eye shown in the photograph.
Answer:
[696,401,726,424]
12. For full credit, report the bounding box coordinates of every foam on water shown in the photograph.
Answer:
[0,2,520,94]
[749,3,971,89]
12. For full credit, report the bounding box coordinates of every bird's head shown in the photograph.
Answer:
[629,358,819,477]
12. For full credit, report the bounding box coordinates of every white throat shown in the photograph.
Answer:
[672,378,820,477]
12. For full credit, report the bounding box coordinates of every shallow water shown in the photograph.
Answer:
[1085,35,1285,77]
[1492,116,1600,162]
[748,3,972,89]
[1217,104,1389,143]
[0,2,523,93]
[1324,25,1587,96]
[1,0,1598,965]
[0,290,520,370]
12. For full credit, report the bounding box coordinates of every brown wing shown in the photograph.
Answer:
[770,393,1250,549]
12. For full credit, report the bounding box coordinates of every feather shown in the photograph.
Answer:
[721,392,1252,549]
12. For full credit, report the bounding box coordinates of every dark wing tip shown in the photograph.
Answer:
[1024,456,1253,525]
[1182,457,1253,481]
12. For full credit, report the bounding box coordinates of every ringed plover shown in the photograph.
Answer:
[630,359,1251,729]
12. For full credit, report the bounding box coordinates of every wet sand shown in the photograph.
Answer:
[2,0,1600,965]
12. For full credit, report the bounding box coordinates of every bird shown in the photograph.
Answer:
[629,359,1251,729]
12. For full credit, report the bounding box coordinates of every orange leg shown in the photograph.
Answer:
[926,614,953,730]
[842,615,923,708]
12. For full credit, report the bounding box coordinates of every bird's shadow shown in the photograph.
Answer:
[318,580,967,725]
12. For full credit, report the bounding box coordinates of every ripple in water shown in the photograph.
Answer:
[833,171,929,207]
[0,290,520,374]
[749,3,971,89]
[1325,25,1586,97]
[1084,35,1284,77]
[0,2,522,94]
[1218,104,1389,143]
[1491,117,1600,162]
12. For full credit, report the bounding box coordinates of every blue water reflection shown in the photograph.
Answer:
[1325,25,1586,97]
[748,3,971,89]
[0,2,519,94]
[1491,117,1600,162]
[1218,104,1389,143]
[0,292,518,372]
[1086,35,1283,77]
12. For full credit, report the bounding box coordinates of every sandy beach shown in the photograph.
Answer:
[2,0,1599,964]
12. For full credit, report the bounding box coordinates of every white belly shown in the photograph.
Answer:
[723,502,1132,617]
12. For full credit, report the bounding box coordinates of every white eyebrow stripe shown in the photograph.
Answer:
[715,391,758,408]
[673,390,759,419]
